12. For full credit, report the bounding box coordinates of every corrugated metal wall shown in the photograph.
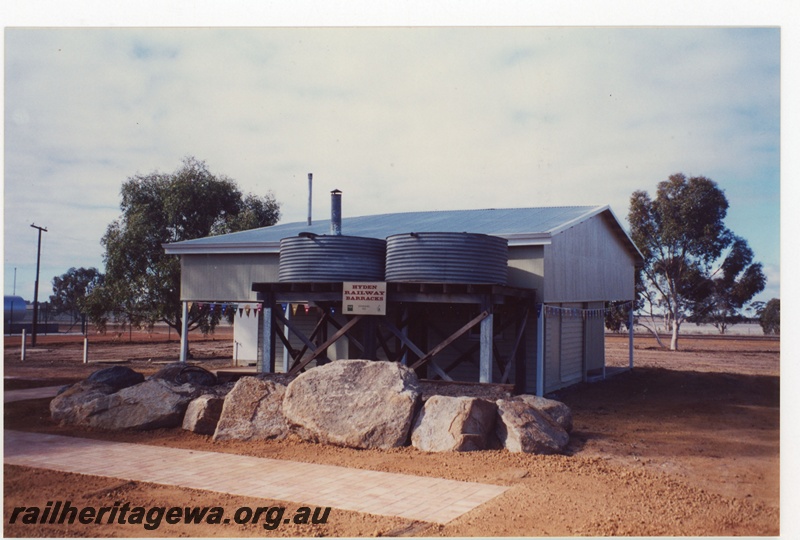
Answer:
[543,215,636,303]
[507,245,545,290]
[181,253,279,301]
[544,308,561,392]
[585,301,605,373]
[559,302,584,386]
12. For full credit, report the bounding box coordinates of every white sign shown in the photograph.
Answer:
[342,282,387,315]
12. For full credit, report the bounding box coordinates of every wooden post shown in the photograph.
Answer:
[261,298,276,373]
[179,301,189,363]
[628,305,634,370]
[536,304,545,397]
[282,304,291,373]
[479,297,494,383]
[20,329,26,361]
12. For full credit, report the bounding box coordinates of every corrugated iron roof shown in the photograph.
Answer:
[164,205,643,263]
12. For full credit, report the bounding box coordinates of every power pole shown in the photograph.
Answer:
[30,224,47,347]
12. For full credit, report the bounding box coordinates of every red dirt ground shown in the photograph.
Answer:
[3,331,781,537]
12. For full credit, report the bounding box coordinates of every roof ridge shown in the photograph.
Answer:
[329,204,603,221]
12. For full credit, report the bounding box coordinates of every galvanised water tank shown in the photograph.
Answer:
[278,234,387,282]
[385,232,508,284]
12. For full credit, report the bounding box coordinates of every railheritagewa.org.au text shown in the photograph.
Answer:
[8,501,331,531]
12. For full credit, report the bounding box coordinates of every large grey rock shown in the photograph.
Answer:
[283,360,421,450]
[411,395,497,452]
[182,394,225,435]
[86,366,145,391]
[149,363,217,387]
[212,377,289,441]
[513,394,573,433]
[50,380,116,425]
[496,398,570,454]
[71,379,201,430]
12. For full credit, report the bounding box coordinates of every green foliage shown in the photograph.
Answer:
[688,236,766,334]
[604,301,631,332]
[212,192,281,235]
[49,267,104,322]
[628,173,764,349]
[758,298,780,335]
[89,156,281,335]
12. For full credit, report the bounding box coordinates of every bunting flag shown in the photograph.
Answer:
[245,305,251,317]
[239,308,244,317]
[187,302,193,312]
[291,303,298,316]
[541,301,634,319]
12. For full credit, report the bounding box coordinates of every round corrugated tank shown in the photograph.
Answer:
[279,234,387,282]
[4,296,27,323]
[385,232,508,284]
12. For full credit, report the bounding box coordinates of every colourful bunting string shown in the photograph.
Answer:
[541,301,634,319]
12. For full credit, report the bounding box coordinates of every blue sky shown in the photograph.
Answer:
[2,9,787,308]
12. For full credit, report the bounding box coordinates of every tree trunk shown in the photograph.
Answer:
[638,318,666,349]
[670,318,680,350]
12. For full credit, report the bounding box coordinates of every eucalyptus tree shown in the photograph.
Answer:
[758,298,780,335]
[628,173,764,350]
[49,267,104,331]
[89,156,280,336]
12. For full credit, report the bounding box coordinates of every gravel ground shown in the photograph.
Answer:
[3,332,780,537]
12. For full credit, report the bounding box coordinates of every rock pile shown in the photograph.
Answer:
[51,364,219,431]
[51,360,572,454]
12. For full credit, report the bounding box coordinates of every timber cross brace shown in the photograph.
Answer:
[253,281,535,392]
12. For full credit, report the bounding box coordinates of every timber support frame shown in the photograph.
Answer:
[254,281,536,389]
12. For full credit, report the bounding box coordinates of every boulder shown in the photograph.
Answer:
[282,359,421,450]
[213,377,289,441]
[50,380,116,425]
[411,395,497,452]
[149,363,217,387]
[86,366,145,392]
[71,379,201,430]
[513,394,573,433]
[183,394,225,435]
[496,398,570,454]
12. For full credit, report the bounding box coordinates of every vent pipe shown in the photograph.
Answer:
[307,173,313,226]
[330,189,342,236]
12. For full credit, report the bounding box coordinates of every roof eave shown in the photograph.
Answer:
[163,242,281,255]
[500,233,552,247]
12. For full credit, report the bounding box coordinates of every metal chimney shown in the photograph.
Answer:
[307,173,313,226]
[330,189,342,236]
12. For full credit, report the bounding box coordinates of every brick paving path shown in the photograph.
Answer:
[4,430,508,524]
